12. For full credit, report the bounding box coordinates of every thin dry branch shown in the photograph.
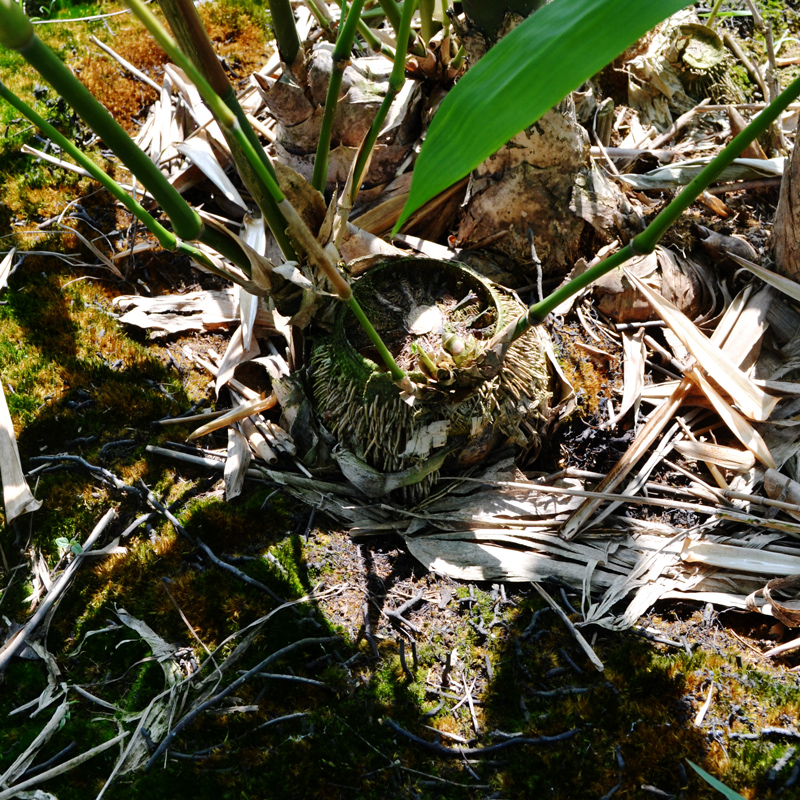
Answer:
[0,509,115,673]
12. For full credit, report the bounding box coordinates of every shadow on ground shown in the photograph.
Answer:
[1,258,797,800]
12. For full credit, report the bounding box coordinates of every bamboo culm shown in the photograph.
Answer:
[349,0,418,205]
[157,0,296,260]
[311,0,366,192]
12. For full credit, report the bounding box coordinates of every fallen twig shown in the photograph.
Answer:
[532,582,604,672]
[0,732,128,800]
[141,481,286,603]
[723,31,769,101]
[386,588,425,631]
[145,635,342,770]
[382,718,579,757]
[0,508,116,673]
[29,455,140,495]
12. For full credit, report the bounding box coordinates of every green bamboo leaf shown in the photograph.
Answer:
[686,760,747,800]
[394,0,690,231]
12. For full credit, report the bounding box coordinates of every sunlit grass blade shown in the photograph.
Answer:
[394,0,690,231]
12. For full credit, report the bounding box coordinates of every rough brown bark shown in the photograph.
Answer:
[772,140,800,279]
[456,102,634,278]
[453,8,635,279]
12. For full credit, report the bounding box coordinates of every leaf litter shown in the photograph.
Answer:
[7,4,800,798]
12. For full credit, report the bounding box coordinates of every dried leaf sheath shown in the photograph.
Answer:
[0,380,40,523]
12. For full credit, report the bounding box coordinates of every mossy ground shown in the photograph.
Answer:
[1,1,800,799]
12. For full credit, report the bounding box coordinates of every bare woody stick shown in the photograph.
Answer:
[0,509,116,673]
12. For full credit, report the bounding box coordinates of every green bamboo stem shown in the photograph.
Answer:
[311,0,366,192]
[0,78,177,251]
[7,35,203,242]
[268,0,302,67]
[0,76,255,281]
[355,13,395,57]
[277,198,406,380]
[329,0,397,59]
[705,0,726,28]
[157,0,296,261]
[418,0,439,45]
[348,0,417,205]
[125,0,283,199]
[377,0,402,31]
[0,0,32,48]
[125,0,404,379]
[347,296,406,381]
[373,0,425,55]
[501,67,800,346]
[306,0,335,34]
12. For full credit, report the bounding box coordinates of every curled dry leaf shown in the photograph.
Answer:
[727,251,800,305]
[224,427,251,501]
[175,139,247,212]
[687,367,776,468]
[746,574,800,627]
[695,225,758,264]
[0,380,41,523]
[0,247,15,291]
[672,440,756,472]
[605,328,645,427]
[682,538,800,577]
[594,247,716,324]
[114,289,275,334]
[187,393,277,441]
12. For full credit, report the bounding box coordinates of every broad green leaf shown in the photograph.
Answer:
[687,760,747,800]
[395,0,690,231]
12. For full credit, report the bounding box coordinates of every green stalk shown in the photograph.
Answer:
[331,0,398,58]
[311,0,366,193]
[347,295,406,381]
[276,197,405,380]
[418,0,439,45]
[157,0,296,261]
[0,78,177,251]
[5,35,203,241]
[501,68,800,346]
[0,76,255,281]
[356,13,395,56]
[375,0,426,55]
[305,0,335,34]
[705,0,726,28]
[126,0,404,379]
[268,0,302,66]
[377,0,402,31]
[349,0,417,204]
[125,0,285,202]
